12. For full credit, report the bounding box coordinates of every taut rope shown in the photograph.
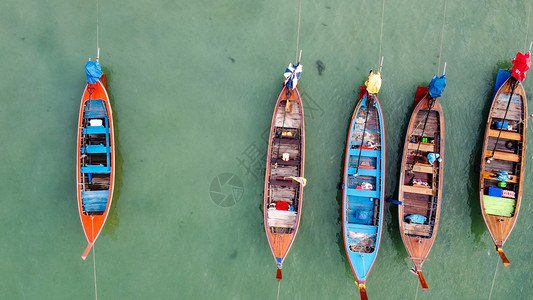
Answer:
[488,256,500,300]
[295,0,302,62]
[378,0,385,65]
[437,0,448,74]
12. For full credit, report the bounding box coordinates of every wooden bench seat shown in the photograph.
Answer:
[486,150,520,162]
[272,158,301,166]
[270,179,300,188]
[402,185,436,196]
[412,163,434,173]
[482,171,519,183]
[488,129,522,141]
[273,137,300,145]
[407,142,435,152]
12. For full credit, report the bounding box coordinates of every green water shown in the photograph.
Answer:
[1,0,532,299]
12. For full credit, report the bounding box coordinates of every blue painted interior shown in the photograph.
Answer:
[83,126,109,135]
[82,190,109,212]
[84,100,107,118]
[81,164,111,174]
[343,94,385,282]
[81,144,111,154]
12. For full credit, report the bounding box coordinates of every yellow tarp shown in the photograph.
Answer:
[365,72,382,94]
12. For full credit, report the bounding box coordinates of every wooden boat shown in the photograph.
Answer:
[398,86,444,290]
[342,86,385,300]
[264,75,305,282]
[77,62,115,260]
[479,72,527,267]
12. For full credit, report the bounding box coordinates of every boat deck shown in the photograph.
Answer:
[479,77,527,247]
[266,89,304,235]
[400,101,443,239]
[79,99,113,215]
[344,95,384,255]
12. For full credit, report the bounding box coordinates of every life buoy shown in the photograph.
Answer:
[505,140,516,150]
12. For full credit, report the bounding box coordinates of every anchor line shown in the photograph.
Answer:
[437,0,448,74]
[378,0,386,65]
[295,0,302,62]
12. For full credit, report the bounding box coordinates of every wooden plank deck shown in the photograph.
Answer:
[270,165,298,178]
[275,101,302,128]
[492,93,524,121]
[403,223,432,237]
[403,185,436,196]
[412,163,433,173]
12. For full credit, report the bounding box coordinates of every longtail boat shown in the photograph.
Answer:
[77,52,115,260]
[264,62,306,282]
[398,75,446,290]
[342,71,385,300]
[480,51,530,266]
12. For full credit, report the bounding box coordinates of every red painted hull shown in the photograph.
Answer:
[76,79,115,247]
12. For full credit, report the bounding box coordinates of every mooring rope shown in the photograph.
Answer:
[96,0,99,54]
[276,281,281,300]
[295,0,302,62]
[525,0,532,51]
[488,256,500,300]
[378,0,385,65]
[437,0,448,74]
[92,244,98,300]
[414,279,419,300]
[91,218,98,300]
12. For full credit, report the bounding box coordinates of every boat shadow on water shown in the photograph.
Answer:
[100,66,122,239]
[335,92,356,278]
[335,142,354,277]
[385,96,412,259]
[383,86,428,260]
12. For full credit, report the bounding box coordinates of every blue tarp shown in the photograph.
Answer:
[82,190,109,212]
[496,171,509,182]
[493,70,512,98]
[406,214,427,224]
[427,152,441,165]
[284,63,303,90]
[85,60,102,84]
[429,75,446,98]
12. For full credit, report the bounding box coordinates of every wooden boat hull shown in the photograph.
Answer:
[398,89,444,287]
[479,75,527,264]
[342,89,385,287]
[76,78,115,252]
[264,85,305,275]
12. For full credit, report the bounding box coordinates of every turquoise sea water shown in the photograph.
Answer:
[1,0,532,299]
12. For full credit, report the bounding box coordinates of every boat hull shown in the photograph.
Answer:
[342,89,386,285]
[76,79,115,246]
[398,91,444,276]
[479,75,527,254]
[264,85,305,272]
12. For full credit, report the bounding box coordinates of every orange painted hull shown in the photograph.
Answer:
[263,85,305,271]
[76,79,115,245]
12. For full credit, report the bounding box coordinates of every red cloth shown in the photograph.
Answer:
[275,202,290,210]
[357,145,376,150]
[511,52,531,81]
